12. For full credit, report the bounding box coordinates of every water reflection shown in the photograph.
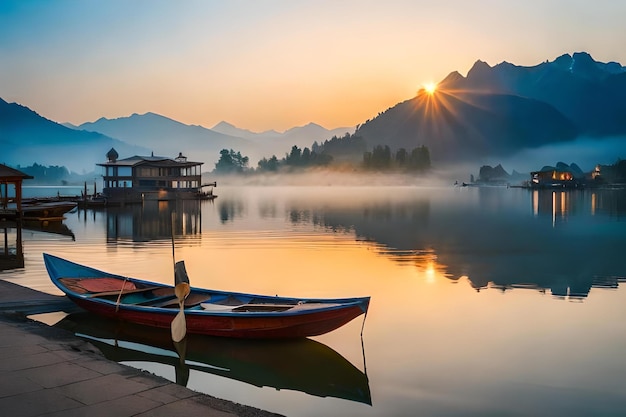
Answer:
[0,220,23,270]
[532,189,626,220]
[55,312,371,405]
[280,188,626,300]
[106,200,203,242]
[23,220,76,240]
[1,219,77,271]
[218,197,246,223]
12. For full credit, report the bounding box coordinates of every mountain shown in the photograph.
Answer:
[211,121,281,140]
[442,52,626,135]
[355,52,626,165]
[76,112,255,168]
[0,98,147,173]
[211,121,354,158]
[77,114,353,167]
[355,88,578,164]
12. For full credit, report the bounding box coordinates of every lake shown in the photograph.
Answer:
[2,185,626,416]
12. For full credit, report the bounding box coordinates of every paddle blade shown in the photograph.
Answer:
[175,282,190,301]
[171,305,186,342]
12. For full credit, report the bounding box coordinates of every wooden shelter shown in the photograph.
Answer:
[0,164,32,270]
[0,164,33,217]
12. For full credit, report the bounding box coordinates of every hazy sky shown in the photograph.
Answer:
[2,0,625,132]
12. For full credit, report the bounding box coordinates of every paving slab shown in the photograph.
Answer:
[0,279,284,417]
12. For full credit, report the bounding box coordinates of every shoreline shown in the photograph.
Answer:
[0,278,283,417]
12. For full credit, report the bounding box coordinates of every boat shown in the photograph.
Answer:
[44,253,370,339]
[21,200,77,221]
[54,312,371,404]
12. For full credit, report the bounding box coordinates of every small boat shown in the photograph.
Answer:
[21,200,77,221]
[44,254,370,339]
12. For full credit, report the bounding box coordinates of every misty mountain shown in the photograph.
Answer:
[355,52,626,165]
[211,121,354,158]
[212,121,281,140]
[77,114,353,168]
[355,88,578,164]
[76,112,257,167]
[0,98,147,173]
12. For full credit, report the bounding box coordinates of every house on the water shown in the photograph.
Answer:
[98,148,216,204]
[529,162,584,189]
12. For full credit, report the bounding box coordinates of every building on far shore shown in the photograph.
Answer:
[529,163,584,189]
[97,148,216,204]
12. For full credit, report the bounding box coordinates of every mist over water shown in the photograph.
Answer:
[481,135,626,174]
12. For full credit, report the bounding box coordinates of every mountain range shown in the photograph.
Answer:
[0,98,148,173]
[71,115,352,171]
[356,52,626,164]
[1,101,352,173]
[2,51,625,174]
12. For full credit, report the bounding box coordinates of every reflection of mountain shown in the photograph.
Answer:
[106,200,202,242]
[285,189,626,299]
[55,312,371,405]
[288,199,431,256]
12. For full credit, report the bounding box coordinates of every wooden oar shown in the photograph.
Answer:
[171,261,190,342]
[170,212,190,342]
[171,281,189,342]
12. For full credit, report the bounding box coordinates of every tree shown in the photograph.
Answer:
[364,145,391,169]
[285,145,303,166]
[408,146,431,172]
[257,155,279,172]
[301,147,311,165]
[214,149,249,174]
[395,148,408,167]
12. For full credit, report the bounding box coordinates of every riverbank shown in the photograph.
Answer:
[0,279,283,417]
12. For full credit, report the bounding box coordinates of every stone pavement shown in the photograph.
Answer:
[0,279,283,417]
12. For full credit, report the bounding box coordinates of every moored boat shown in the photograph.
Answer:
[22,200,77,220]
[44,253,370,339]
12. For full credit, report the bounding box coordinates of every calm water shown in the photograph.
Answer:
[2,185,626,416]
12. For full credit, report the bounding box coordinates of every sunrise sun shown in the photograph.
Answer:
[423,82,437,94]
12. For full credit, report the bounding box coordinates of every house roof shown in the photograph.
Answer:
[0,164,34,180]
[97,155,202,168]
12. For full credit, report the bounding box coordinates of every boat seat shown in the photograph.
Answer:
[86,286,162,298]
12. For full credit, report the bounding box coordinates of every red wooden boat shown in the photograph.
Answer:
[44,253,370,339]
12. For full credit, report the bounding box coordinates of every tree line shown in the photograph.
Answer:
[12,163,71,183]
[213,133,431,174]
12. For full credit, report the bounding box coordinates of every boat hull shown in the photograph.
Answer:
[68,295,366,338]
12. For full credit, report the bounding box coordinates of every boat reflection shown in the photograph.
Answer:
[55,312,371,405]
[106,200,203,242]
[23,219,76,240]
